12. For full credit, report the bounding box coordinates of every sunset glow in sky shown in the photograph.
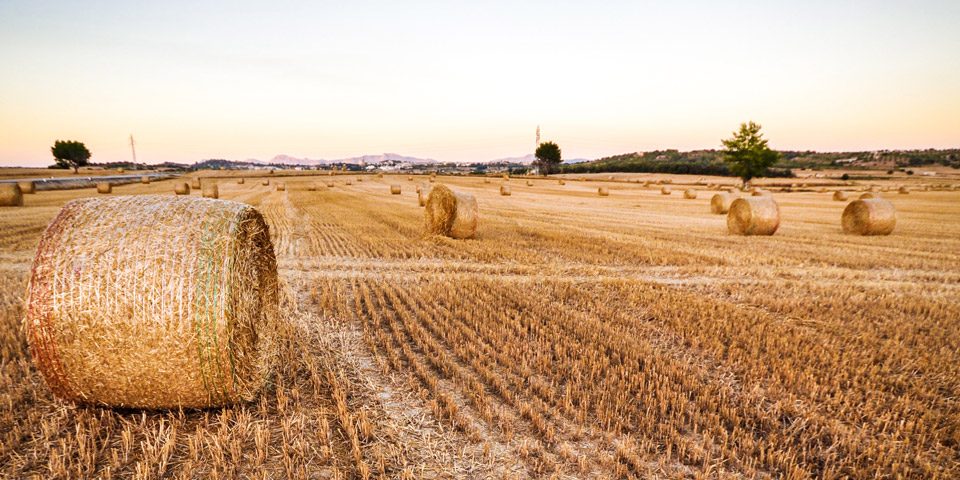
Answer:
[1,1,958,166]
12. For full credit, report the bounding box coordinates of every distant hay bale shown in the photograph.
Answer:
[607,175,614,181]
[377,173,384,178]
[415,185,422,194]
[502,174,509,181]
[96,182,112,194]
[345,180,352,186]
[898,186,909,194]
[727,196,780,236]
[390,184,401,194]
[307,184,317,191]
[817,187,826,193]
[500,185,511,196]
[276,183,285,191]
[269,169,275,175]
[357,177,363,183]
[842,198,896,236]
[326,181,334,188]
[418,190,427,207]
[558,179,566,185]
[642,181,650,188]
[237,178,245,185]
[868,185,879,192]
[833,191,848,201]
[191,178,201,189]
[598,187,609,196]
[174,183,190,195]
[262,179,270,186]
[425,184,478,239]
[663,179,673,184]
[408,176,413,181]
[117,168,125,174]
[710,192,737,214]
[484,178,491,183]
[140,176,150,184]
[202,183,219,199]
[859,192,878,199]
[661,186,671,195]
[526,180,534,186]
[428,177,435,183]
[0,184,24,207]
[751,189,770,197]
[683,189,697,199]
[17,181,35,194]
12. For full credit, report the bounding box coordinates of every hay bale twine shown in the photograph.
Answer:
[683,189,697,199]
[390,184,401,195]
[425,184,478,239]
[17,181,36,194]
[0,183,24,206]
[661,186,671,195]
[202,183,219,199]
[276,183,285,191]
[262,179,270,186]
[191,178,201,190]
[842,198,896,236]
[237,178,245,185]
[710,192,737,214]
[174,183,190,195]
[140,176,151,185]
[833,191,848,201]
[24,196,279,408]
[727,196,780,236]
[859,192,878,199]
[96,182,112,194]
[598,187,609,196]
[898,186,909,194]
[500,185,511,196]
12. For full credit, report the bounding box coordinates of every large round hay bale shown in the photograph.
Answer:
[174,182,190,195]
[683,189,697,199]
[727,196,780,236]
[390,184,401,195]
[661,186,671,195]
[500,185,511,196]
[598,187,609,196]
[898,186,909,194]
[425,184,478,239]
[140,176,151,185]
[237,178,245,185]
[276,183,285,191]
[17,181,35,194]
[24,195,278,408]
[842,198,896,236]
[833,191,848,201]
[859,192,878,199]
[96,182,112,194]
[191,178,201,190]
[0,183,24,206]
[202,183,219,199]
[710,192,737,214]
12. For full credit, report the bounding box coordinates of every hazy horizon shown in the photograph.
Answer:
[2,1,959,167]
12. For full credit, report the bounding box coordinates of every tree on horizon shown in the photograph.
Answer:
[721,122,779,185]
[51,140,91,173]
[534,141,562,175]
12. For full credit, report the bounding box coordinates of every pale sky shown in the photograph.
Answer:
[1,1,958,166]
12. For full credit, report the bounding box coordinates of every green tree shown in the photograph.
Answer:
[721,122,779,185]
[534,141,562,175]
[51,140,91,173]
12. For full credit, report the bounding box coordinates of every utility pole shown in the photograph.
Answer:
[129,134,137,163]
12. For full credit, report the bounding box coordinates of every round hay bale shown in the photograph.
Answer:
[307,184,317,191]
[500,185,511,196]
[269,169,275,175]
[683,189,697,199]
[174,182,190,195]
[407,176,414,181]
[842,198,896,236]
[24,196,279,408]
[377,173,384,179]
[598,187,609,196]
[390,184,401,195]
[418,190,427,207]
[898,186,909,194]
[425,184,478,239]
[96,182,112,194]
[17,181,36,194]
[526,180,534,187]
[833,191,848,201]
[859,192,878,199]
[428,177,435,183]
[661,186,671,195]
[484,178,491,184]
[0,183,24,207]
[262,179,270,186]
[140,176,151,185]
[710,192,737,214]
[237,178,245,185]
[202,183,219,199]
[558,179,566,185]
[276,183,285,191]
[357,177,363,183]
[191,178,201,190]
[325,181,334,188]
[117,168,125,174]
[345,180,353,186]
[727,196,780,236]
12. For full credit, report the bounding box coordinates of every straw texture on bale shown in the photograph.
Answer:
[24,195,278,408]
[500,185,511,196]
[140,176,150,184]
[683,189,697,199]
[174,182,190,195]
[598,187,609,196]
[833,191,848,201]
[96,182,112,194]
[661,186,671,195]
[727,196,780,236]
[710,193,737,214]
[237,178,245,185]
[842,198,896,236]
[898,186,909,194]
[276,183,285,191]
[191,178,201,189]
[0,183,24,207]
[390,184,401,195]
[425,184,478,239]
[17,181,35,194]
[202,183,219,199]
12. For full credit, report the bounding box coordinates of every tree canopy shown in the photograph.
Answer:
[721,122,780,184]
[51,140,91,173]
[534,141,562,175]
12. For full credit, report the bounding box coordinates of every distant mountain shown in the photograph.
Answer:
[268,153,439,166]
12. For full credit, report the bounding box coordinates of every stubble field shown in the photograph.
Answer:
[1,171,959,479]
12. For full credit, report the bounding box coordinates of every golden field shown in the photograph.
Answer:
[1,171,959,479]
